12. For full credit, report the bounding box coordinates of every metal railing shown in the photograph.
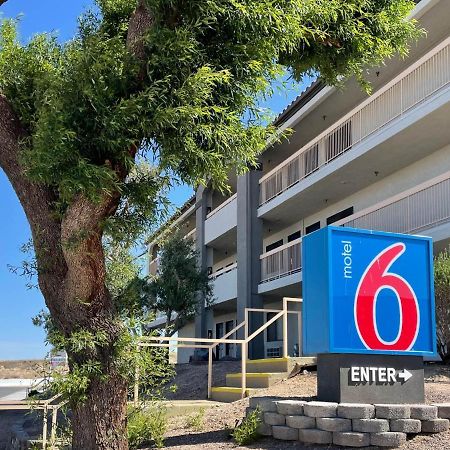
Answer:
[0,394,67,450]
[136,298,302,401]
[260,170,450,282]
[260,238,302,283]
[259,38,450,205]
[336,171,450,234]
[209,262,238,280]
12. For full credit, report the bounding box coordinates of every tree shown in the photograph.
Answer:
[148,232,213,336]
[0,0,421,448]
[435,250,450,363]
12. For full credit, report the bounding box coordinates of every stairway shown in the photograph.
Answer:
[210,357,316,403]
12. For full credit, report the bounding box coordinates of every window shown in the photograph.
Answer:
[305,222,320,234]
[266,239,283,253]
[266,312,279,342]
[326,207,354,225]
[288,231,301,242]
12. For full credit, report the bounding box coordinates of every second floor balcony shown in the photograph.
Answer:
[260,171,450,285]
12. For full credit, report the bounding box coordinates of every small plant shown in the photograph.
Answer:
[128,404,168,449]
[231,407,262,445]
[185,408,205,431]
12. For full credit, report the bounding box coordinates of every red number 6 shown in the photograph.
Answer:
[354,243,419,351]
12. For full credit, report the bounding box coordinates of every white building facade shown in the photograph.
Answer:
[148,0,450,363]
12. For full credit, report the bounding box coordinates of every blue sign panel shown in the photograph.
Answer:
[302,226,436,357]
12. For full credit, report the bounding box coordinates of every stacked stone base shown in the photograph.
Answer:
[247,398,450,448]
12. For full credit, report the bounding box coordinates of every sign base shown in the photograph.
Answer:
[317,353,424,404]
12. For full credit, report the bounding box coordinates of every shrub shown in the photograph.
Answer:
[435,250,450,363]
[184,408,205,431]
[128,404,167,449]
[231,407,262,445]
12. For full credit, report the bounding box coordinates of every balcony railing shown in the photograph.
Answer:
[209,262,237,280]
[184,228,196,241]
[336,171,450,234]
[259,38,450,206]
[260,238,302,283]
[260,171,450,283]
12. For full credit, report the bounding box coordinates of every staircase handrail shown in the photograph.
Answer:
[137,298,302,401]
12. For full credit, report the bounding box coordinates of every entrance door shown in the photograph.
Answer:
[215,322,224,359]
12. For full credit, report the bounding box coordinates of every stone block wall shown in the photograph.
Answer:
[247,398,450,448]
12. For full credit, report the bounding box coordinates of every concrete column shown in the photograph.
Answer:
[194,185,209,340]
[237,169,264,359]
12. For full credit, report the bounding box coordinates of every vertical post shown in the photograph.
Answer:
[244,309,248,339]
[241,342,247,399]
[42,404,48,450]
[297,311,302,357]
[134,344,140,407]
[283,298,288,358]
[207,347,213,399]
[50,406,58,448]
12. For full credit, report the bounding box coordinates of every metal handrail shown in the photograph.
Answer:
[137,298,303,401]
[1,393,67,449]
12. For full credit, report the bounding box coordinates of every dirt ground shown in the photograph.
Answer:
[0,360,48,379]
[160,363,450,450]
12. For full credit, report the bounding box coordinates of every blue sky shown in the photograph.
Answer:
[0,0,308,360]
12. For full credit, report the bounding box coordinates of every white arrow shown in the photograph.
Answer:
[397,369,413,382]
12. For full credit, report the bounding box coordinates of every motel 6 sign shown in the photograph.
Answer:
[302,226,437,357]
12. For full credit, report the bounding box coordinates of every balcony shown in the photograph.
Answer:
[210,263,238,304]
[259,39,450,211]
[259,171,450,287]
[205,194,237,245]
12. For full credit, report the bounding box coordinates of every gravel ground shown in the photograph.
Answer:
[159,364,450,450]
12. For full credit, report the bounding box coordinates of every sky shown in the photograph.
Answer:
[0,0,309,360]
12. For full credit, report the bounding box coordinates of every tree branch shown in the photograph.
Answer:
[126,0,154,59]
[0,95,68,322]
[0,0,9,6]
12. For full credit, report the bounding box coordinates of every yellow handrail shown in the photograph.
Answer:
[136,297,302,401]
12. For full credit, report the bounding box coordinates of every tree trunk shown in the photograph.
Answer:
[71,367,128,450]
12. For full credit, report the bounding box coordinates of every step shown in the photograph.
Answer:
[246,357,290,373]
[226,372,286,388]
[246,356,317,374]
[210,387,256,403]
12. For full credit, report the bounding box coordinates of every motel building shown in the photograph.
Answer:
[147,0,450,401]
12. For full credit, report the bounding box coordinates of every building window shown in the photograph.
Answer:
[305,222,320,234]
[266,312,279,342]
[266,239,283,253]
[287,230,301,242]
[326,207,354,225]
